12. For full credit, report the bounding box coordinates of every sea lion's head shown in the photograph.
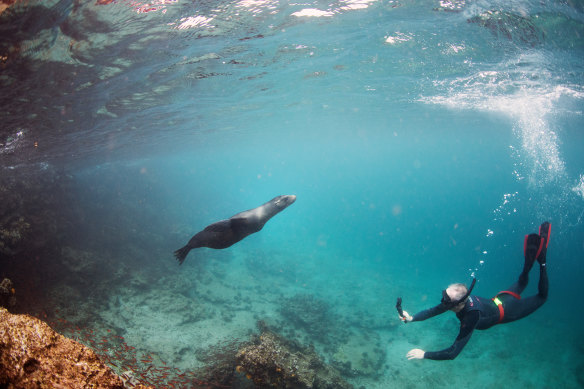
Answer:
[271,194,296,211]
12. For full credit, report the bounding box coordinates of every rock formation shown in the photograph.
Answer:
[236,326,353,389]
[0,307,149,388]
[0,278,16,309]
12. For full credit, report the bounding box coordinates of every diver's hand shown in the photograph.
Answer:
[406,349,425,360]
[399,310,413,322]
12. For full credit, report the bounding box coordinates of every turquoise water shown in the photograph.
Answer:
[1,0,584,387]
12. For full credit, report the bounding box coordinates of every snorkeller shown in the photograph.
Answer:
[396,221,551,360]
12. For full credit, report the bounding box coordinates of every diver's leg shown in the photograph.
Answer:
[502,264,547,322]
[537,221,551,267]
[535,221,550,299]
[519,234,542,287]
[507,233,542,295]
[502,222,550,322]
[537,263,548,299]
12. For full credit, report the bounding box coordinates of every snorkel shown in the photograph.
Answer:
[440,278,477,309]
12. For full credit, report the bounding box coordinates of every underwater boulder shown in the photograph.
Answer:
[0,278,16,309]
[0,211,31,257]
[468,10,545,47]
[530,12,584,49]
[236,329,353,389]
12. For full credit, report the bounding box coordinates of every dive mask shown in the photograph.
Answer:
[440,278,476,309]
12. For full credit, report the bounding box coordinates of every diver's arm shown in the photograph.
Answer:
[411,304,449,322]
[422,310,479,360]
[399,304,447,323]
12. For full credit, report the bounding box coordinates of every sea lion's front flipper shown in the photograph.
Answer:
[230,217,262,235]
[203,219,232,232]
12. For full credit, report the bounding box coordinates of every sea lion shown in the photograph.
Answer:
[173,195,297,265]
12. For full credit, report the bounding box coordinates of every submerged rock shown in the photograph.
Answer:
[236,328,353,389]
[468,10,545,46]
[0,278,16,309]
[0,307,148,388]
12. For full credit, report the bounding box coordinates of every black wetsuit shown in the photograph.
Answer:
[412,265,548,360]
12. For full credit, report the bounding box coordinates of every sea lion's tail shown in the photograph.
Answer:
[173,246,191,265]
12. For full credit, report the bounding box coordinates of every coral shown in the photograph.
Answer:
[0,307,151,388]
[236,325,353,389]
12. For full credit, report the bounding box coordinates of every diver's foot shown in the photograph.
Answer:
[537,221,551,265]
[523,233,542,273]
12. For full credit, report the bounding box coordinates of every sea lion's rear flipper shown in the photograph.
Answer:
[174,246,191,266]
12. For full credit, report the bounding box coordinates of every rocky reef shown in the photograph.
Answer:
[235,323,353,389]
[0,307,150,388]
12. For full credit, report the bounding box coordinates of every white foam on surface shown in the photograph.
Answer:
[422,53,583,188]
[291,8,335,17]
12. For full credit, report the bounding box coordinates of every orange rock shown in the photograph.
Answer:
[0,308,151,388]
